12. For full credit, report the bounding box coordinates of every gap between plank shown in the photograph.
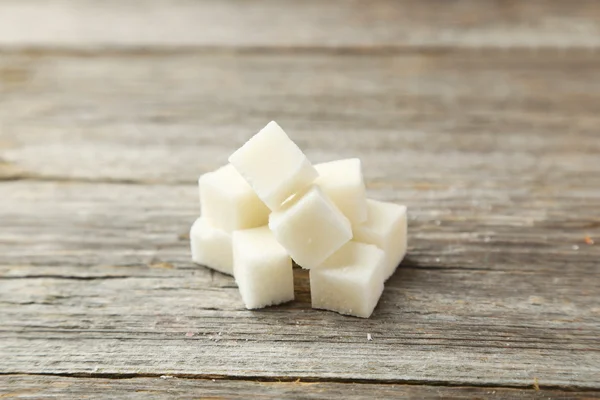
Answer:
[0,372,598,392]
[0,174,190,186]
[0,44,598,58]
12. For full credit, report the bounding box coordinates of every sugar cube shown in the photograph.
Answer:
[315,158,368,225]
[310,241,386,318]
[229,121,318,210]
[353,199,408,280]
[199,164,270,232]
[190,217,233,275]
[233,226,294,309]
[269,185,353,268]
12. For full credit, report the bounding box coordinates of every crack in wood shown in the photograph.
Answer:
[0,275,137,281]
[0,372,598,392]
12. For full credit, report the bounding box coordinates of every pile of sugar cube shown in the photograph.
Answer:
[190,121,407,318]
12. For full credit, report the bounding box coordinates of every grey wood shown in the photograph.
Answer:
[0,0,599,50]
[1,51,599,185]
[1,181,599,389]
[1,3,599,396]
[1,375,597,399]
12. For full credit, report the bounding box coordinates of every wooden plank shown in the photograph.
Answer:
[1,50,599,185]
[0,0,599,49]
[1,181,599,389]
[1,375,597,399]
[1,28,599,392]
[1,180,599,272]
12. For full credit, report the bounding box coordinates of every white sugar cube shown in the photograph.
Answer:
[353,199,408,280]
[229,121,318,210]
[269,185,352,268]
[233,226,294,309]
[199,164,270,232]
[315,158,368,225]
[190,217,233,275]
[310,241,386,318]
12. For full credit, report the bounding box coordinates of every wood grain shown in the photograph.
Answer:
[1,180,599,389]
[0,0,599,50]
[1,2,599,396]
[1,375,598,399]
[1,49,599,393]
[1,51,599,185]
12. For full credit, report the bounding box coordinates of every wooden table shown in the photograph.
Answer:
[1,1,599,398]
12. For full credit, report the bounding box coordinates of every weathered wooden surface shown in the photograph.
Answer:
[1,0,600,398]
[0,376,596,400]
[0,0,599,49]
[1,178,599,389]
[1,51,599,184]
